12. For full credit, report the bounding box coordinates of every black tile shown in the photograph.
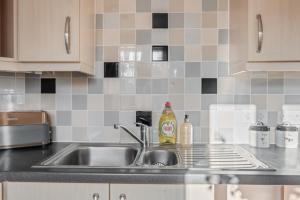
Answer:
[152,13,168,28]
[41,78,56,94]
[136,111,152,127]
[104,62,119,78]
[202,78,217,94]
[152,46,168,61]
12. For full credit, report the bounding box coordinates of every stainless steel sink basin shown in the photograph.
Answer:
[143,150,179,166]
[39,145,140,167]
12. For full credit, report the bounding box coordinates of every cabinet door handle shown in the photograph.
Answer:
[256,14,263,53]
[119,194,127,200]
[64,16,71,54]
[93,193,99,200]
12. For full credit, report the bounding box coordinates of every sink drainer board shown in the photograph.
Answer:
[176,145,273,171]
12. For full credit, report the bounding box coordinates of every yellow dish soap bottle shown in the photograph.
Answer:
[159,102,177,144]
[180,115,193,145]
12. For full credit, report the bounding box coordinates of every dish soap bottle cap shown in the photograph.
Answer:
[184,114,190,123]
[165,101,171,107]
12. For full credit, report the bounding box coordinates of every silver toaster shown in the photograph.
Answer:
[0,111,51,149]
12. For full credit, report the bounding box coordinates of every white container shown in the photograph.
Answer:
[249,122,270,148]
[276,123,298,148]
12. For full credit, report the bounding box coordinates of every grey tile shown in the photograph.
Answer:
[88,78,103,94]
[268,79,284,94]
[136,79,151,94]
[169,13,184,28]
[185,111,201,126]
[96,14,103,29]
[218,62,229,77]
[104,111,119,126]
[169,95,184,110]
[152,79,168,94]
[184,14,201,28]
[202,0,218,11]
[169,62,185,78]
[56,111,72,126]
[136,30,152,45]
[96,46,103,62]
[72,95,87,110]
[169,46,184,61]
[56,94,72,111]
[72,127,88,142]
[268,111,278,127]
[56,78,71,94]
[185,78,201,94]
[251,95,267,110]
[218,29,229,44]
[169,79,184,94]
[104,95,120,110]
[251,78,267,94]
[285,79,300,94]
[218,95,234,104]
[136,0,151,12]
[185,29,201,44]
[285,95,300,104]
[234,95,250,104]
[25,78,41,94]
[185,62,201,77]
[201,62,218,78]
[88,111,104,126]
[201,95,217,110]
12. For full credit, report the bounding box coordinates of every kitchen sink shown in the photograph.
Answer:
[35,144,273,171]
[39,144,140,167]
[143,150,179,166]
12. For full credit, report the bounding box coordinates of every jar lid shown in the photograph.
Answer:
[249,121,270,132]
[276,122,298,132]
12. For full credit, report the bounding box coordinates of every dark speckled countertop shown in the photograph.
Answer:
[0,143,300,185]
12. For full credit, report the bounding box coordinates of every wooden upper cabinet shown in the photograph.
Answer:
[248,0,300,62]
[18,0,80,62]
[230,0,300,72]
[0,0,95,74]
[0,0,17,60]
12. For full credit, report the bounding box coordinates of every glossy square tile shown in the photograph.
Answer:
[104,95,120,110]
[152,62,169,78]
[268,79,284,94]
[169,79,184,94]
[169,0,184,12]
[184,94,201,111]
[169,62,185,78]
[184,14,201,28]
[185,29,201,44]
[202,78,217,94]
[201,94,217,110]
[152,79,168,94]
[185,62,201,77]
[169,29,184,45]
[25,78,41,94]
[169,46,184,61]
[152,29,169,45]
[41,94,56,110]
[201,62,218,78]
[136,111,152,126]
[185,78,201,94]
[72,95,87,110]
[119,0,136,12]
[136,0,151,12]
[218,29,229,44]
[104,62,119,78]
[88,78,103,94]
[104,0,119,12]
[103,79,120,94]
[169,95,184,110]
[88,95,104,111]
[202,0,217,11]
[202,12,217,28]
[120,78,136,94]
[169,13,184,28]
[135,13,152,29]
[119,62,135,78]
[96,14,103,29]
[136,79,152,94]
[88,111,104,126]
[103,46,119,61]
[184,0,202,12]
[41,78,56,94]
[251,78,267,94]
[103,13,120,29]
[120,95,136,110]
[151,0,169,12]
[152,13,168,29]
[120,14,135,29]
[56,94,72,111]
[56,111,72,126]
[152,46,168,61]
[104,111,119,126]
[120,30,135,44]
[72,110,87,127]
[136,30,152,45]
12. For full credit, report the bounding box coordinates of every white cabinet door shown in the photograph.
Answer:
[4,182,109,200]
[248,0,300,62]
[110,184,214,200]
[18,0,80,62]
[284,186,300,200]
[227,185,282,200]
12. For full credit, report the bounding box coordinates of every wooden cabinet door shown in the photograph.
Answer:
[4,182,109,200]
[248,0,300,62]
[248,0,282,62]
[18,0,80,62]
[110,184,214,200]
[227,185,282,200]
